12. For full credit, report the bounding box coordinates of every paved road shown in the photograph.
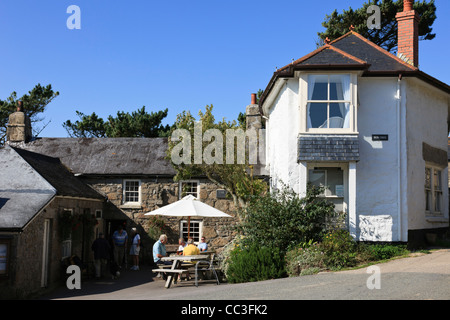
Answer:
[41,249,450,301]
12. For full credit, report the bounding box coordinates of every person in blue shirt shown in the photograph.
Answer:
[153,234,172,265]
[198,236,208,252]
[112,225,128,268]
[153,234,172,280]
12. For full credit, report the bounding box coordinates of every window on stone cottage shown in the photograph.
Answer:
[180,220,202,243]
[123,180,141,203]
[61,209,73,259]
[179,181,199,199]
[307,74,351,130]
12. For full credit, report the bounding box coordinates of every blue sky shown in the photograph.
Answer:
[0,0,449,138]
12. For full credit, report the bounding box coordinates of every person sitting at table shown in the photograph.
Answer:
[177,238,186,255]
[152,234,172,279]
[181,238,200,281]
[198,236,208,252]
[183,237,200,256]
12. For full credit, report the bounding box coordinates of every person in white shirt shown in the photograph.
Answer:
[198,236,208,252]
[129,228,141,270]
[177,238,186,255]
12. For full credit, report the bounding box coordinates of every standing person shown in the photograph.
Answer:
[129,227,141,270]
[112,225,128,269]
[198,236,208,252]
[91,232,110,279]
[177,238,186,255]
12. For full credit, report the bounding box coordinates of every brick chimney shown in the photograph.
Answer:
[6,101,32,144]
[396,0,420,67]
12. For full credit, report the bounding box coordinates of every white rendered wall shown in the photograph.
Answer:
[404,78,449,231]
[355,77,402,241]
[266,79,300,192]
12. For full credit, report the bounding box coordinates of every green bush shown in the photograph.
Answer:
[226,244,286,283]
[321,229,357,270]
[237,184,335,253]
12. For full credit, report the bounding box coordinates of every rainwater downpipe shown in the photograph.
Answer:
[397,74,402,242]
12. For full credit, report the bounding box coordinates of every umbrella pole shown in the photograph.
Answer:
[188,216,190,239]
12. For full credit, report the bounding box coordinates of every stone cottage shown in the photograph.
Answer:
[19,137,242,252]
[0,146,105,298]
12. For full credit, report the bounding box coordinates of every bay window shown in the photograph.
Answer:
[302,73,356,133]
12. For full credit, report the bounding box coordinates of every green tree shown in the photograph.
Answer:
[0,84,59,145]
[318,0,436,52]
[63,107,172,138]
[167,105,267,215]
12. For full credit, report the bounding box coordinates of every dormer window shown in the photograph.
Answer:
[307,74,351,129]
[301,73,356,133]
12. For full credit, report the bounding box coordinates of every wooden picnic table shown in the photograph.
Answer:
[153,255,210,289]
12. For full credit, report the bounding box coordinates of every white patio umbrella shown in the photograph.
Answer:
[144,195,232,238]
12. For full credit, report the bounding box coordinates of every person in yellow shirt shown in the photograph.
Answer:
[183,238,200,256]
[181,238,200,281]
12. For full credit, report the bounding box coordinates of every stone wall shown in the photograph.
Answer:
[85,176,239,255]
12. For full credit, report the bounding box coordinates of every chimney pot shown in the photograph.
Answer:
[17,100,23,112]
[404,0,413,11]
[251,93,257,105]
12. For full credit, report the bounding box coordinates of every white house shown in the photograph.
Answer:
[258,1,450,246]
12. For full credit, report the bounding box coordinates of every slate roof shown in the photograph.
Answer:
[298,135,360,162]
[330,32,416,72]
[0,147,56,230]
[20,137,177,176]
[0,146,105,231]
[12,147,105,200]
[260,31,450,110]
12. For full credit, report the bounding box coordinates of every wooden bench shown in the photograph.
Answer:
[152,269,188,275]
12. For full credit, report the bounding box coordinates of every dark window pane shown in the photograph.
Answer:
[308,103,327,128]
[329,103,345,128]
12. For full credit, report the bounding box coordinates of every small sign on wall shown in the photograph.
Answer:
[216,189,227,199]
[372,134,388,141]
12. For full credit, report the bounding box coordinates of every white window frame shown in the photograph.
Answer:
[61,240,72,260]
[307,163,348,214]
[123,179,141,205]
[95,209,102,219]
[299,72,358,134]
[425,165,443,216]
[180,219,203,243]
[179,180,200,199]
